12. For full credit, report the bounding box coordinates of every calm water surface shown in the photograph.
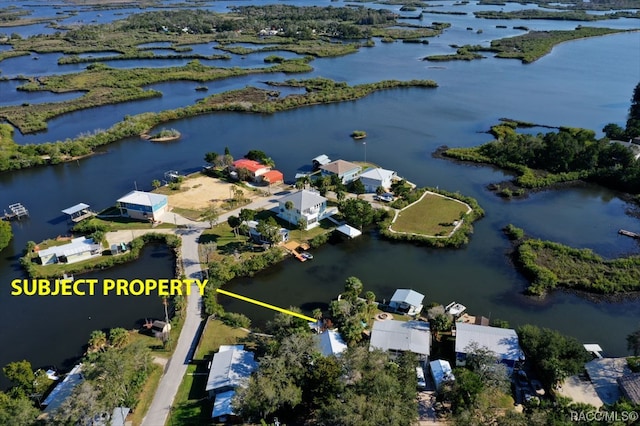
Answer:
[0,0,639,386]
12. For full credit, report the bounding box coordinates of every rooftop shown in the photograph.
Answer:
[212,390,236,419]
[232,158,268,173]
[390,289,425,308]
[370,320,431,356]
[279,189,327,211]
[320,159,361,176]
[455,323,524,362]
[618,373,640,405]
[38,237,99,259]
[317,330,348,357]
[206,345,257,393]
[430,359,455,389]
[61,203,90,216]
[43,364,83,413]
[117,190,167,207]
[359,167,396,181]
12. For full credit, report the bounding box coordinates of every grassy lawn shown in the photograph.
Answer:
[129,364,163,426]
[391,193,469,236]
[170,207,205,222]
[168,320,249,425]
[194,319,250,360]
[79,216,176,231]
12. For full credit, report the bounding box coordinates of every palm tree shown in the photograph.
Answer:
[109,328,129,349]
[285,200,295,227]
[88,330,107,353]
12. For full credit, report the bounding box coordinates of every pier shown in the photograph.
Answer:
[3,203,29,220]
[618,229,640,239]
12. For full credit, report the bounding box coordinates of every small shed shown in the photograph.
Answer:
[151,320,171,334]
[316,330,348,357]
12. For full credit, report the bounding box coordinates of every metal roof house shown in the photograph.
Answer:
[37,237,101,265]
[42,364,83,414]
[206,345,258,423]
[206,345,257,398]
[231,159,271,181]
[277,189,328,230]
[358,167,397,193]
[369,319,431,361]
[117,190,168,222]
[319,159,362,184]
[454,323,524,368]
[316,330,348,357]
[430,359,455,391]
[389,289,425,316]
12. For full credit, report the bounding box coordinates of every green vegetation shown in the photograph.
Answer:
[0,220,12,251]
[390,192,470,236]
[147,127,180,140]
[329,277,378,345]
[20,233,180,278]
[380,186,484,248]
[445,85,640,195]
[474,9,639,21]
[235,306,418,425]
[424,47,484,62]
[0,59,312,135]
[517,324,591,389]
[0,78,435,172]
[350,129,367,139]
[505,225,640,296]
[472,26,627,63]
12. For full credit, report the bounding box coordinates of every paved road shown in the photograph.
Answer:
[139,189,291,426]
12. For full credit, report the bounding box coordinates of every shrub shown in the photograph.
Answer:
[222,312,251,329]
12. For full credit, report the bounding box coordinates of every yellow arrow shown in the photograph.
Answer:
[216,288,316,322]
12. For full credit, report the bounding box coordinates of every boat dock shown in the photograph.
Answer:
[284,241,311,262]
[2,203,29,220]
[618,229,640,239]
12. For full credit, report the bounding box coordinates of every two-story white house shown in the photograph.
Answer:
[277,189,328,230]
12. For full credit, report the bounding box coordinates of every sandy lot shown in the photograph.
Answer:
[166,175,259,210]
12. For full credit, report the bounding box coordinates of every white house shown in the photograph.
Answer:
[206,345,257,422]
[117,190,168,222]
[388,289,425,316]
[319,160,361,184]
[316,329,348,357]
[277,189,328,230]
[358,167,397,193]
[37,237,101,265]
[369,319,431,361]
[454,323,524,368]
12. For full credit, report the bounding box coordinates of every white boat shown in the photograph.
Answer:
[445,301,466,316]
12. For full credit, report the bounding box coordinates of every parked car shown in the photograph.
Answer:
[375,193,394,203]
[416,366,427,390]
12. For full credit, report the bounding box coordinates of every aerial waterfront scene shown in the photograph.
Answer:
[0,0,639,424]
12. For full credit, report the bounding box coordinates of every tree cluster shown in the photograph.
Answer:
[0,220,12,252]
[328,277,376,345]
[235,326,418,425]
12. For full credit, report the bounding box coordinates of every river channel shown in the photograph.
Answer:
[0,0,639,386]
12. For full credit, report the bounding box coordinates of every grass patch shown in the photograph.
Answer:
[129,363,163,426]
[166,363,212,426]
[391,193,469,236]
[170,207,205,222]
[194,319,250,360]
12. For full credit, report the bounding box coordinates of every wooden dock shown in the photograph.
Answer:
[283,241,311,262]
[2,203,29,220]
[619,229,640,239]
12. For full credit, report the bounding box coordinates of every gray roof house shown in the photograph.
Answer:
[316,329,348,357]
[319,160,362,184]
[206,345,257,398]
[389,289,425,316]
[277,189,328,230]
[358,167,397,193]
[454,323,524,368]
[370,319,431,361]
